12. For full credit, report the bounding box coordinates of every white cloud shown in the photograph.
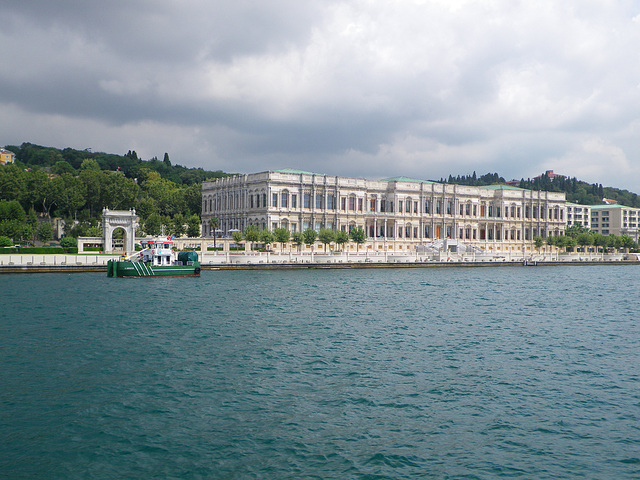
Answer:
[2,0,640,192]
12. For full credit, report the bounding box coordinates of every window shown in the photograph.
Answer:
[281,192,288,208]
[262,194,267,208]
[406,201,411,213]
[473,205,477,216]
[327,194,335,210]
[341,197,346,211]
[349,197,356,211]
[424,225,430,238]
[424,200,430,214]
[291,194,297,208]
[358,198,363,211]
[315,194,323,209]
[436,201,441,214]
[249,195,254,208]
[414,202,418,213]
[272,193,278,207]
[370,199,376,212]
[466,204,471,215]
[399,200,403,212]
[304,193,311,209]
[447,201,452,215]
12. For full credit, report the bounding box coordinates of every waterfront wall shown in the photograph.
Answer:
[0,251,633,273]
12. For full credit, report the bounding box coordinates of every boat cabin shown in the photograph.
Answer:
[139,238,174,266]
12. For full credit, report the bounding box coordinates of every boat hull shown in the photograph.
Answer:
[107,260,201,277]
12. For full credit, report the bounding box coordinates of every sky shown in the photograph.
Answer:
[2,0,640,191]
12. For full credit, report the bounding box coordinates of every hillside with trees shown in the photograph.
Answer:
[0,142,231,244]
[440,171,640,208]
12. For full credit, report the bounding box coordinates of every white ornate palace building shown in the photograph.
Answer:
[201,169,567,253]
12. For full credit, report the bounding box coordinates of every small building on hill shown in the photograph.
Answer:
[0,148,15,165]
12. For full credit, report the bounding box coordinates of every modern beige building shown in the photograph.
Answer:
[590,204,640,242]
[201,169,566,252]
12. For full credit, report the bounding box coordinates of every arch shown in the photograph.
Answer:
[102,208,138,254]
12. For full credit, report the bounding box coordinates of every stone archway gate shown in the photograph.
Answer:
[102,208,138,254]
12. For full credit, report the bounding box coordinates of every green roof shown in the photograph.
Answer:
[590,204,626,209]
[479,184,526,191]
[274,168,320,175]
[382,176,434,184]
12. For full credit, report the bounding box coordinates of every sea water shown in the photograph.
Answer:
[1,265,639,479]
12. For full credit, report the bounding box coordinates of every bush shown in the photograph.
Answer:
[0,236,12,247]
[60,237,77,248]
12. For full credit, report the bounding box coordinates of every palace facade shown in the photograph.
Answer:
[201,169,567,252]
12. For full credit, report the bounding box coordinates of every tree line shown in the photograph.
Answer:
[221,224,368,252]
[441,170,640,208]
[533,224,637,253]
[0,142,232,244]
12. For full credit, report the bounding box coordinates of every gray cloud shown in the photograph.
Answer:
[2,0,640,192]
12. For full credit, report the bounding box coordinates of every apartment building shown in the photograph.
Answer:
[590,204,640,242]
[201,169,566,252]
[566,203,592,228]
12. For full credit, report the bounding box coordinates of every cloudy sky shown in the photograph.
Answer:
[2,0,640,191]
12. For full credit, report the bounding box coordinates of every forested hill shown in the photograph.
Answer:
[4,142,229,185]
[439,171,640,208]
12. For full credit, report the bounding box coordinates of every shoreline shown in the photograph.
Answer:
[1,255,638,274]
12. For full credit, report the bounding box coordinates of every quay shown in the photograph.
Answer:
[1,251,638,274]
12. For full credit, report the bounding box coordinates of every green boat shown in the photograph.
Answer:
[107,238,201,277]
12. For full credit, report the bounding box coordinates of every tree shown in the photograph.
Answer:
[0,236,12,247]
[273,227,290,250]
[231,231,244,249]
[533,235,544,251]
[186,214,201,238]
[60,237,77,248]
[244,225,260,251]
[144,213,162,237]
[318,228,336,252]
[259,229,274,247]
[35,221,53,243]
[171,213,186,238]
[592,233,606,253]
[619,234,635,252]
[576,232,593,252]
[349,226,366,252]
[335,230,349,251]
[565,224,589,238]
[291,231,304,252]
[302,228,317,249]
[209,216,220,248]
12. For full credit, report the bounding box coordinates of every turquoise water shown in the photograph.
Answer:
[1,266,640,479]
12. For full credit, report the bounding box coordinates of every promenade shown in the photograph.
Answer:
[0,250,637,273]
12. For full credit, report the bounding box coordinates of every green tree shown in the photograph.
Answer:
[259,229,274,247]
[592,233,606,253]
[144,213,163,237]
[565,224,589,238]
[231,231,244,249]
[0,236,12,247]
[533,235,544,251]
[302,228,317,250]
[619,234,635,252]
[186,214,201,237]
[60,237,77,248]
[210,216,220,249]
[171,213,186,238]
[576,232,593,252]
[35,221,53,243]
[318,227,336,252]
[273,227,290,250]
[52,160,76,175]
[335,230,349,251]
[349,226,366,252]
[244,225,260,251]
[291,231,304,252]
